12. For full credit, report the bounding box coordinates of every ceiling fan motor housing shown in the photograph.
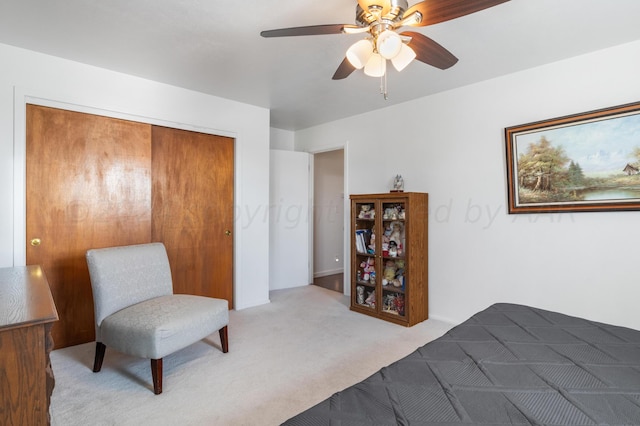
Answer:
[356,0,409,28]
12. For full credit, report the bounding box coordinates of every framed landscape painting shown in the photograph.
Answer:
[505,101,640,214]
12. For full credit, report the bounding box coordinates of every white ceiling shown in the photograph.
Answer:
[1,0,640,131]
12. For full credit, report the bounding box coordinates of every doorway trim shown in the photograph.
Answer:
[307,142,350,296]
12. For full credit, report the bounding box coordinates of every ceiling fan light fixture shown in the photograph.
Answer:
[376,30,402,59]
[364,53,386,77]
[346,39,373,69]
[391,43,416,71]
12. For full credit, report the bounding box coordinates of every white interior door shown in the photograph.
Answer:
[269,150,311,290]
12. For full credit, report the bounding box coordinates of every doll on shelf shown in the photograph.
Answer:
[382,260,396,286]
[384,294,397,312]
[388,241,398,257]
[388,221,403,245]
[356,285,365,305]
[383,206,398,220]
[367,230,375,254]
[395,294,405,316]
[365,289,375,307]
[358,204,375,219]
[359,257,375,281]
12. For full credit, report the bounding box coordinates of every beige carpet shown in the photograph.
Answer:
[50,285,453,425]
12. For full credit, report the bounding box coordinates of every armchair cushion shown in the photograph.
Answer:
[100,294,229,359]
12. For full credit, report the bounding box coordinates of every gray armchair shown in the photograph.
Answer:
[86,242,229,394]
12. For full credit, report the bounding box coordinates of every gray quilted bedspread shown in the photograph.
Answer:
[284,303,640,425]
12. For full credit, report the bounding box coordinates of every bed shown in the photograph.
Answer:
[284,303,640,425]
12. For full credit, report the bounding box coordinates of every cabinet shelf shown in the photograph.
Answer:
[382,255,405,260]
[382,286,405,294]
[350,192,428,326]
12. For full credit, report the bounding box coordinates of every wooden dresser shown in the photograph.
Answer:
[0,265,58,425]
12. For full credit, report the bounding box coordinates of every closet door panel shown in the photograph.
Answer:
[26,104,153,348]
[151,126,234,308]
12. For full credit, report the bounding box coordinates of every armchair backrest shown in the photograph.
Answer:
[86,243,174,327]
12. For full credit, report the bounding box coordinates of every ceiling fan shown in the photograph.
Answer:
[261,0,510,81]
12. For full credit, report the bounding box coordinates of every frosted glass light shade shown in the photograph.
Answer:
[391,44,416,71]
[346,39,373,69]
[376,30,402,60]
[364,53,386,77]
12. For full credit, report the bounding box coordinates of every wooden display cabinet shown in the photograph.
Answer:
[350,192,428,326]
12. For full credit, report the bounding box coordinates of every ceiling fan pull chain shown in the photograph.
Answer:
[381,69,389,100]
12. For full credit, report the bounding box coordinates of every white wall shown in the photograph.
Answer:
[313,149,344,277]
[296,40,640,330]
[269,150,311,290]
[270,127,295,150]
[0,43,271,310]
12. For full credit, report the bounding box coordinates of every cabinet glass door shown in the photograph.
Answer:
[379,201,406,317]
[353,201,376,311]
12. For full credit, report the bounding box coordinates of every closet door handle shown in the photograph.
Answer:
[30,238,42,247]
[225,230,232,236]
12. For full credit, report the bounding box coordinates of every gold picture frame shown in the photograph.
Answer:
[505,101,640,214]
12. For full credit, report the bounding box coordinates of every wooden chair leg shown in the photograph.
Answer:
[219,326,229,353]
[93,342,106,372]
[151,358,163,395]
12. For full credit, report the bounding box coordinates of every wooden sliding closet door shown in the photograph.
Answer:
[26,105,153,348]
[151,127,234,308]
[26,106,234,349]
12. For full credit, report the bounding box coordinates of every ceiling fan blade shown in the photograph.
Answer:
[404,0,510,27]
[260,24,359,38]
[332,57,357,80]
[401,31,458,70]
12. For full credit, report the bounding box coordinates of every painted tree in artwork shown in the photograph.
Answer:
[632,146,640,167]
[517,136,570,191]
[567,161,585,186]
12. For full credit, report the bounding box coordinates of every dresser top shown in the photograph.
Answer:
[0,265,58,330]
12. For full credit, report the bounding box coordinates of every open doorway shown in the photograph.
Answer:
[312,149,345,293]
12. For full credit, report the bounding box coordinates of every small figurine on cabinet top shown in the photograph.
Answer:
[391,174,404,192]
[358,204,375,219]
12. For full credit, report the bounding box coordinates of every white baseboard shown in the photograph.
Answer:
[428,314,458,327]
[313,268,344,278]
